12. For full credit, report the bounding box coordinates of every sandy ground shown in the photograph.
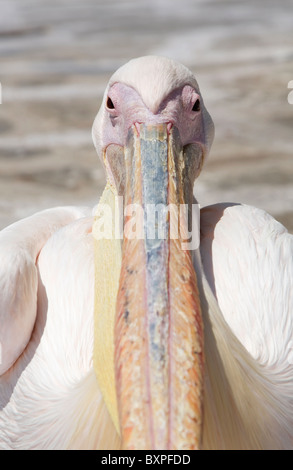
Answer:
[0,0,292,231]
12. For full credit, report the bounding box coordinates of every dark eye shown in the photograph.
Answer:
[106,96,115,110]
[192,99,200,112]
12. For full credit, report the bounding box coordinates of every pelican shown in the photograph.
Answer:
[0,56,293,450]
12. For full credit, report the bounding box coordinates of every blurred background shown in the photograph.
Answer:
[0,0,292,231]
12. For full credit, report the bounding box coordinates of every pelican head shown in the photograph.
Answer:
[92,56,214,450]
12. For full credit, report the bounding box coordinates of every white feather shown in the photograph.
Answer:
[0,208,118,449]
[199,203,293,449]
[0,206,90,375]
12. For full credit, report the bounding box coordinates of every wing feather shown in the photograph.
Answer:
[200,202,293,365]
[0,206,90,374]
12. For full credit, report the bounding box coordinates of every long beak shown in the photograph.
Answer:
[114,123,204,450]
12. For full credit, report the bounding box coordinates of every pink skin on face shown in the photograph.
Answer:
[100,82,205,150]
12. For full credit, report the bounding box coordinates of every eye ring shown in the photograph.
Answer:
[192,99,200,112]
[106,96,115,110]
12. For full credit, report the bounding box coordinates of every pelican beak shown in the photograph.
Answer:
[114,123,204,450]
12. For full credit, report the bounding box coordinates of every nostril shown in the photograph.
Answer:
[134,122,141,136]
[167,122,173,134]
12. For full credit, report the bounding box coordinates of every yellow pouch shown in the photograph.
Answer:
[92,183,122,434]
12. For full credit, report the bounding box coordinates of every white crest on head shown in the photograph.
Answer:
[109,55,200,113]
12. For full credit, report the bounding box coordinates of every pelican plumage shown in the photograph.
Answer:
[0,56,293,450]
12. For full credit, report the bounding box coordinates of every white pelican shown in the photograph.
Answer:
[0,56,293,450]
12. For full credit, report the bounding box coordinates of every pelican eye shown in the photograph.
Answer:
[192,99,200,112]
[106,97,115,110]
